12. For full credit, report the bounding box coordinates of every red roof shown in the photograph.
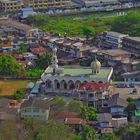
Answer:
[65,118,86,125]
[12,54,23,59]
[53,111,77,120]
[30,47,47,55]
[79,82,105,91]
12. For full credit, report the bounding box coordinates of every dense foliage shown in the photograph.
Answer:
[35,52,52,69]
[0,54,21,76]
[112,11,140,36]
[14,88,26,101]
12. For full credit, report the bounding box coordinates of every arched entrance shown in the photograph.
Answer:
[75,80,81,89]
[60,80,68,90]
[54,80,60,89]
[68,80,75,90]
[46,80,52,88]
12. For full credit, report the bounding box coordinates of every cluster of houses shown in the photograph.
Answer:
[0,91,140,134]
[93,31,140,81]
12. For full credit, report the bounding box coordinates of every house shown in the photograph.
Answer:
[30,47,47,56]
[96,49,137,73]
[100,31,128,49]
[122,36,140,58]
[108,94,128,118]
[65,117,86,132]
[77,82,108,109]
[132,100,140,122]
[97,113,113,134]
[20,98,50,121]
[53,111,78,122]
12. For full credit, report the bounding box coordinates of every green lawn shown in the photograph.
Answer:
[27,68,44,77]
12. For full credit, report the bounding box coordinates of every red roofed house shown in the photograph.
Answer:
[52,111,78,122]
[77,82,108,110]
[65,118,86,132]
[30,47,47,56]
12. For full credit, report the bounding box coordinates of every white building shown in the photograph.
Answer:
[40,47,113,95]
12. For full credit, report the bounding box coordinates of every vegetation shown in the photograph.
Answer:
[16,43,27,54]
[27,68,44,77]
[35,52,52,69]
[81,106,97,121]
[53,96,66,111]
[0,54,21,76]
[27,14,115,37]
[114,123,140,140]
[14,88,26,101]
[68,100,84,114]
[112,11,140,36]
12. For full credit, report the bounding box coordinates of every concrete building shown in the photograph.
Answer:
[72,0,118,7]
[100,31,128,49]
[0,0,21,13]
[122,36,140,58]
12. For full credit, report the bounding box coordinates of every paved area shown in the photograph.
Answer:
[114,87,140,100]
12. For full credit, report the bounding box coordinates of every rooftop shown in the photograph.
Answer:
[43,66,112,79]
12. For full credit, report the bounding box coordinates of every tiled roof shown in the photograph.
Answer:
[30,47,46,55]
[53,111,77,120]
[98,113,112,123]
[79,82,105,91]
[20,99,50,110]
[65,118,86,125]
[108,94,128,108]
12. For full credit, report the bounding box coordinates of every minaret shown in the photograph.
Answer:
[51,47,58,75]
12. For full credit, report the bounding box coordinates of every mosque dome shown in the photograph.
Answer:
[91,59,101,74]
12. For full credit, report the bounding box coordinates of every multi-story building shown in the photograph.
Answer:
[0,0,21,13]
[0,0,75,13]
[100,31,128,49]
[122,36,140,58]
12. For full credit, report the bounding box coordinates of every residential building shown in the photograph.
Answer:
[76,82,109,109]
[122,36,140,58]
[96,49,139,74]
[20,98,50,121]
[72,0,118,7]
[65,117,86,132]
[0,0,21,13]
[97,113,113,134]
[108,94,128,118]
[100,31,128,49]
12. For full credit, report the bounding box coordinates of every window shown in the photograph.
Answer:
[33,108,39,112]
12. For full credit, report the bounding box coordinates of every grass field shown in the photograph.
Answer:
[28,8,140,37]
[0,80,30,96]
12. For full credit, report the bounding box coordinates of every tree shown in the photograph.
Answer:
[36,121,76,140]
[35,52,52,69]
[112,11,140,36]
[102,133,121,140]
[16,43,27,54]
[68,100,84,114]
[0,54,21,76]
[53,96,66,111]
[82,26,95,41]
[81,106,97,121]
[14,88,25,101]
[81,125,98,140]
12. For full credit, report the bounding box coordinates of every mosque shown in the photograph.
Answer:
[40,48,113,95]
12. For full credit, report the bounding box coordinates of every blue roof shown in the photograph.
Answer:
[20,8,33,12]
